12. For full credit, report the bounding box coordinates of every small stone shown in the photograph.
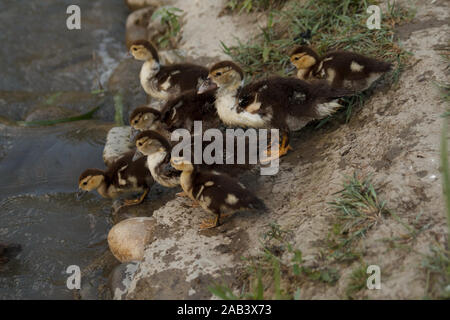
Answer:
[107,217,156,263]
[125,7,155,49]
[124,0,161,12]
[108,261,140,300]
[24,105,76,122]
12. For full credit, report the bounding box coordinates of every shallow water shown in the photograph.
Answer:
[0,0,128,299]
[0,124,114,299]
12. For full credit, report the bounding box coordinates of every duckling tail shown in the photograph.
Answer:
[249,197,268,213]
[311,80,355,98]
[380,61,393,72]
[324,86,356,98]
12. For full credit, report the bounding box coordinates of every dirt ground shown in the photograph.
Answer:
[117,0,450,300]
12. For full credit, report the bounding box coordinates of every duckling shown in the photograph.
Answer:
[129,105,169,142]
[288,46,392,91]
[78,151,153,206]
[198,61,353,158]
[133,130,180,189]
[170,156,267,229]
[129,89,219,141]
[129,40,208,101]
[0,242,21,265]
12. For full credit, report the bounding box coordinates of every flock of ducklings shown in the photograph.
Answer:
[78,39,391,229]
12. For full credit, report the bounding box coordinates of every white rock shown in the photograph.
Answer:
[103,126,135,167]
[108,217,156,263]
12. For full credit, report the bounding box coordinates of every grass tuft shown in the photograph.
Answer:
[329,172,390,249]
[345,262,369,299]
[422,245,450,299]
[209,223,339,300]
[151,7,183,49]
[222,0,414,121]
[421,117,450,299]
[226,0,287,14]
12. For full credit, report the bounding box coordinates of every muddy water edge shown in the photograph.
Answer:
[0,0,139,299]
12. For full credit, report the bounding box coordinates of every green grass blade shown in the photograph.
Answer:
[17,105,101,127]
[441,120,450,248]
[113,93,124,126]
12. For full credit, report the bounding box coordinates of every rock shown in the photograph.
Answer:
[24,105,77,122]
[123,198,255,299]
[125,7,157,49]
[108,261,140,300]
[103,126,135,167]
[107,217,156,263]
[125,6,180,50]
[107,59,142,95]
[124,0,161,12]
[159,49,186,65]
[0,243,21,264]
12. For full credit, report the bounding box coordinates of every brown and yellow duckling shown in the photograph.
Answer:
[78,151,153,207]
[129,87,219,141]
[170,156,267,229]
[288,45,392,91]
[133,130,180,189]
[199,61,353,158]
[129,40,208,101]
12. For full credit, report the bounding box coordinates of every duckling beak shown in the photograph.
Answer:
[76,189,88,200]
[133,150,144,162]
[130,127,139,142]
[285,63,296,74]
[198,78,217,94]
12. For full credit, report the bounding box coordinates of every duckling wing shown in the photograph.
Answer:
[160,89,217,131]
[193,171,266,213]
[239,77,315,117]
[321,52,392,79]
[156,64,208,93]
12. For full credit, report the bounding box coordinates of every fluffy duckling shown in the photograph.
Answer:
[198,61,353,158]
[170,156,267,229]
[288,45,392,91]
[129,40,208,100]
[129,88,219,141]
[133,130,180,189]
[78,151,153,206]
[0,243,21,265]
[129,105,169,142]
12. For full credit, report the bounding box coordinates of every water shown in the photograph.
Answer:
[0,0,128,299]
[0,124,114,299]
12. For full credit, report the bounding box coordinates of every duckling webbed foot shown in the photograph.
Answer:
[200,215,220,229]
[199,213,234,229]
[191,201,200,208]
[122,188,149,207]
[261,134,292,163]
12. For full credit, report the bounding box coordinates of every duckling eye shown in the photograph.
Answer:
[138,142,143,146]
[133,120,138,124]
[133,47,137,51]
[294,57,299,60]
[83,181,87,185]
[215,72,222,76]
